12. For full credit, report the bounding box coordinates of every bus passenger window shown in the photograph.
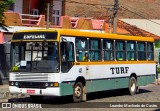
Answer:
[116,41,126,61]
[76,38,88,61]
[103,40,114,61]
[89,39,101,61]
[127,42,136,61]
[61,42,74,62]
[147,43,154,60]
[137,42,146,60]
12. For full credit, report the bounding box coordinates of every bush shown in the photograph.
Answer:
[157,67,160,73]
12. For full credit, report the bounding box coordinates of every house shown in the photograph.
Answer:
[8,0,64,25]
[7,0,160,25]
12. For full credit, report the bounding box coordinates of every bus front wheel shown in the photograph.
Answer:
[73,82,83,103]
[129,76,137,95]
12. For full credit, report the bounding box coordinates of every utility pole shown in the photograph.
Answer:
[46,3,50,29]
[108,8,113,33]
[113,0,118,33]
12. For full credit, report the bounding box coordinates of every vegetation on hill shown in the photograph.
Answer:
[0,0,14,30]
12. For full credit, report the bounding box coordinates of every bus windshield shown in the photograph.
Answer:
[10,42,59,73]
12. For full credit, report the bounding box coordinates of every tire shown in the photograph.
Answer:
[73,82,83,103]
[129,76,137,95]
[30,95,43,102]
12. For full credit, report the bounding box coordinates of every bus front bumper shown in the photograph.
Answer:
[9,86,60,96]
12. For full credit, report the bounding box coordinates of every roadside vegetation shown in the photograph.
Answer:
[0,0,14,30]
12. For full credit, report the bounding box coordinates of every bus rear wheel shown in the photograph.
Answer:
[129,76,137,95]
[73,82,83,103]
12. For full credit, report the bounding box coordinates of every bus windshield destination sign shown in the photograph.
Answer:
[24,34,46,39]
[12,32,58,40]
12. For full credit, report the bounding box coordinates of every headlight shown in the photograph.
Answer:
[11,82,14,86]
[15,82,19,86]
[45,83,49,87]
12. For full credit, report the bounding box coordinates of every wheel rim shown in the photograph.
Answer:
[130,79,136,92]
[74,85,82,98]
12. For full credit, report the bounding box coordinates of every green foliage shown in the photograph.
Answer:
[155,40,160,48]
[158,67,160,73]
[0,0,15,24]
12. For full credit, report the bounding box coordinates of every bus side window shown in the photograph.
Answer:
[137,42,146,60]
[89,39,101,61]
[61,42,74,62]
[76,38,88,61]
[147,43,154,60]
[127,42,136,61]
[103,40,114,61]
[116,41,126,61]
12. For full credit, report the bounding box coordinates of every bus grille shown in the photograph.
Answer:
[15,73,49,82]
[18,82,46,89]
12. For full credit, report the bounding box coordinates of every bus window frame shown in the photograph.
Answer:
[126,41,137,61]
[75,37,89,62]
[147,42,154,61]
[115,40,126,61]
[103,39,114,61]
[137,41,146,61]
[89,38,102,61]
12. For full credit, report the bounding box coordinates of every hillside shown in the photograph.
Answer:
[119,0,160,19]
[65,0,160,19]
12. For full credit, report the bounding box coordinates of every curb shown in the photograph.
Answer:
[155,79,160,85]
[0,91,26,100]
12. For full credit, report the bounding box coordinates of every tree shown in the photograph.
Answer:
[0,0,14,30]
[155,40,160,48]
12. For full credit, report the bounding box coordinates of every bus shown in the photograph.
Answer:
[9,29,156,102]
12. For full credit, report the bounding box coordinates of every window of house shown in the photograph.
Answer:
[103,40,114,61]
[89,39,101,61]
[8,3,14,11]
[127,41,136,61]
[116,41,125,61]
[147,43,154,60]
[76,38,88,61]
[137,42,146,60]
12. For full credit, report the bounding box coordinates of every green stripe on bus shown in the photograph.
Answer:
[137,75,155,86]
[86,78,129,93]
[60,75,155,96]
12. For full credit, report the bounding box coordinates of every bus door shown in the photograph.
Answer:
[60,41,74,73]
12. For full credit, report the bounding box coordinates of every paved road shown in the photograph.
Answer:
[0,83,159,111]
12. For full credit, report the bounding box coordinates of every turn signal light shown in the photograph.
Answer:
[54,82,59,87]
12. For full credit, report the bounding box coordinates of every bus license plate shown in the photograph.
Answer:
[27,89,35,94]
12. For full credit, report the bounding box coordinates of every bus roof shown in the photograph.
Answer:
[13,29,154,42]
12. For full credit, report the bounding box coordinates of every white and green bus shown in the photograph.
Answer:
[9,29,156,102]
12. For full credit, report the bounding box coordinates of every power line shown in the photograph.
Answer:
[120,6,160,26]
[121,4,160,19]
[65,0,113,7]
